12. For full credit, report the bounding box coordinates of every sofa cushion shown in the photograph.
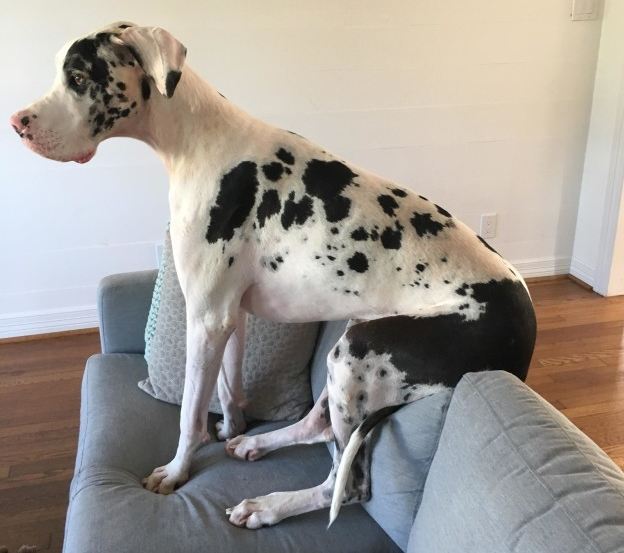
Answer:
[64,354,400,553]
[309,320,454,551]
[141,227,320,421]
[408,370,624,553]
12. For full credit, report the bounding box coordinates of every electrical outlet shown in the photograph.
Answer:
[480,213,497,239]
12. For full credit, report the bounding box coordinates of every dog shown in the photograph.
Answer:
[10,22,537,529]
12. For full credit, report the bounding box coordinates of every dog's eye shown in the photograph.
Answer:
[71,73,86,87]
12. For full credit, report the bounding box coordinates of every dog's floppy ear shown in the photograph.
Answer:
[112,26,187,98]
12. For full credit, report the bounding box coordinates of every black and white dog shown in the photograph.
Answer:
[10,23,536,528]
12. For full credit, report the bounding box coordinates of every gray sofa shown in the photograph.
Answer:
[63,270,624,553]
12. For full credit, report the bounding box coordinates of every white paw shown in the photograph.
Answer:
[142,463,188,494]
[216,411,246,441]
[225,434,265,461]
[226,494,285,529]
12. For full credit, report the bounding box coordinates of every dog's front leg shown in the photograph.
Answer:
[216,310,247,440]
[143,313,235,494]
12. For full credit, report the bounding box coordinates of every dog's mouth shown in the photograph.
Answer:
[73,150,96,164]
[20,134,96,164]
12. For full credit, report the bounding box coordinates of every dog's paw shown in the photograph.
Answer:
[226,494,285,529]
[225,435,265,461]
[216,408,246,441]
[142,463,188,494]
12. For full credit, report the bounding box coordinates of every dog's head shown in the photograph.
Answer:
[9,22,186,163]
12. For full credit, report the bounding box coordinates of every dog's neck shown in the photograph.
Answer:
[129,66,257,180]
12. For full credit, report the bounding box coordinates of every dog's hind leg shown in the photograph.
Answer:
[216,310,247,440]
[225,386,333,461]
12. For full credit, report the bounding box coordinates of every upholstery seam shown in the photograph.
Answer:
[467,375,604,553]
[71,364,90,502]
[410,389,454,523]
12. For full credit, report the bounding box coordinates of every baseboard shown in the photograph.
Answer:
[0,305,98,340]
[0,255,571,340]
[569,257,595,288]
[511,256,571,278]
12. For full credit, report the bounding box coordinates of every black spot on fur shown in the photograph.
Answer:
[276,148,295,165]
[370,228,379,241]
[391,188,407,198]
[116,81,126,90]
[256,189,281,228]
[281,193,314,230]
[21,116,30,127]
[347,252,369,273]
[436,204,452,218]
[262,162,284,182]
[380,224,403,250]
[165,70,182,98]
[477,235,500,256]
[416,263,426,273]
[302,159,356,222]
[441,257,447,263]
[228,257,234,267]
[351,227,369,241]
[141,76,151,101]
[331,227,339,235]
[337,270,345,276]
[347,279,536,386]
[205,161,259,243]
[410,212,445,238]
[378,194,399,217]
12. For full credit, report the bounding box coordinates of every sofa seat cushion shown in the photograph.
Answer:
[408,371,624,553]
[64,354,400,553]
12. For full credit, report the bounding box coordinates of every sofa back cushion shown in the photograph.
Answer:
[310,321,454,552]
[408,370,624,553]
[140,228,319,422]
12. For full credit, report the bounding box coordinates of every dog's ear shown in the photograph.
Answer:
[112,26,187,98]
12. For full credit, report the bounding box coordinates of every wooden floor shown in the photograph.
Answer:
[1,277,623,551]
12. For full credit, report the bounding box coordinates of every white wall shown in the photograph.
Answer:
[0,1,602,338]
[571,0,624,293]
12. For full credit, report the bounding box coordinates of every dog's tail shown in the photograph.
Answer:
[328,405,401,527]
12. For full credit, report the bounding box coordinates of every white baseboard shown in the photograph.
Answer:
[569,257,595,288]
[511,256,571,278]
[0,305,98,340]
[0,255,572,340]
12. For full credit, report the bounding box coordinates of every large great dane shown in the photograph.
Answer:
[10,22,537,528]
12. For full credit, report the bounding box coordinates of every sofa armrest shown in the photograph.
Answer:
[97,270,158,354]
[407,371,624,553]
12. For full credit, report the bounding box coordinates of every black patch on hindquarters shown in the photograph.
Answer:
[377,194,399,217]
[141,76,151,100]
[410,211,447,238]
[347,252,369,273]
[281,192,314,230]
[302,159,356,223]
[165,70,182,98]
[351,227,369,241]
[206,161,259,243]
[346,279,536,387]
[262,162,284,182]
[477,235,500,256]
[276,148,295,165]
[256,189,281,228]
[380,222,403,250]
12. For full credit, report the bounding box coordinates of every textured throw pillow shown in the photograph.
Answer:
[139,228,320,422]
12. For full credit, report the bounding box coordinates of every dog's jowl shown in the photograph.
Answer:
[10,22,537,529]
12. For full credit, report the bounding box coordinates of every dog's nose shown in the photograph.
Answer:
[9,111,33,137]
